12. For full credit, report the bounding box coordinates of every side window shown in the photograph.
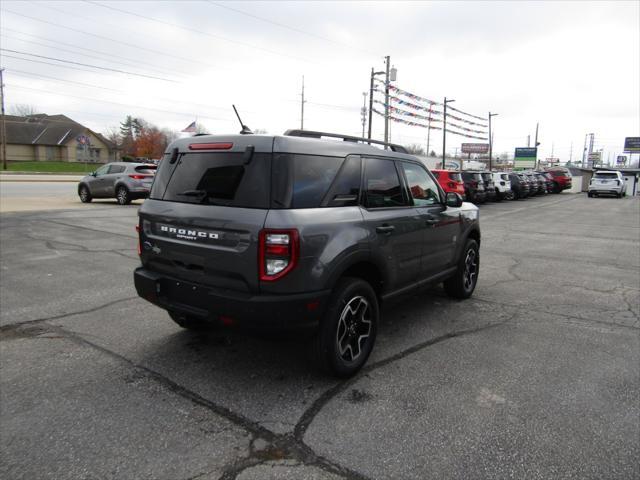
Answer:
[401,162,442,207]
[323,156,361,207]
[363,157,407,208]
[108,165,125,174]
[95,165,110,176]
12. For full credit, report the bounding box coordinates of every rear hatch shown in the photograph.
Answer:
[139,145,272,293]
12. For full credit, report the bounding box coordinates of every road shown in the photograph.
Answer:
[0,180,143,212]
[1,193,638,480]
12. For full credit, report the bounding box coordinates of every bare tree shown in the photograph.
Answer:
[405,144,427,156]
[195,122,209,134]
[9,104,39,116]
[103,126,122,146]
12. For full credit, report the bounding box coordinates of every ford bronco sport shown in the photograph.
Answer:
[134,130,481,376]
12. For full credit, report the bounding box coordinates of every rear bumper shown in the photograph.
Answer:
[134,267,329,332]
[589,184,622,194]
[128,187,150,199]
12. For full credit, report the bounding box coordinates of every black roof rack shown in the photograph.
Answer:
[283,129,408,154]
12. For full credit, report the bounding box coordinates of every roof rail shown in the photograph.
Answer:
[283,129,408,154]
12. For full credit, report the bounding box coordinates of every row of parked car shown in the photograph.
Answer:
[431,168,572,204]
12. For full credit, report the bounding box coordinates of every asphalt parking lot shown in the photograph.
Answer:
[1,191,639,480]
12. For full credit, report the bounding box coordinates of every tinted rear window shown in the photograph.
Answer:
[135,165,157,174]
[594,172,618,178]
[501,174,509,180]
[151,152,271,208]
[550,170,567,178]
[449,172,462,182]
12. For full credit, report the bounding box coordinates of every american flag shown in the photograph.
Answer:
[181,121,197,133]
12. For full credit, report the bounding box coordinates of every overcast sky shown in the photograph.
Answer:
[1,0,638,164]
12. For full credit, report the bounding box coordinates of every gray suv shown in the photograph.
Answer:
[78,162,157,205]
[134,130,481,376]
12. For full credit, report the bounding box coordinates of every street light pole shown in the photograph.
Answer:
[442,97,455,167]
[361,92,367,138]
[383,56,390,145]
[488,112,498,171]
[0,68,7,171]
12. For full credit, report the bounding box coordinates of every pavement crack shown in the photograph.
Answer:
[293,317,512,446]
[0,296,138,332]
[42,218,137,239]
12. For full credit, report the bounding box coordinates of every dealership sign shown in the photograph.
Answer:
[617,155,627,165]
[588,152,602,165]
[623,137,640,153]
[461,143,489,154]
[514,147,537,169]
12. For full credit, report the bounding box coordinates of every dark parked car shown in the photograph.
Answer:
[78,162,157,205]
[480,172,497,201]
[536,172,554,193]
[134,130,481,376]
[461,171,487,204]
[509,172,530,199]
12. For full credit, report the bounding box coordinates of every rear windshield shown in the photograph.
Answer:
[594,172,618,179]
[449,172,462,182]
[549,170,567,178]
[135,165,157,174]
[501,174,509,181]
[150,152,271,208]
[481,173,492,181]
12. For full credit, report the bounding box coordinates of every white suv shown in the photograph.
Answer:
[588,170,627,198]
[491,172,513,200]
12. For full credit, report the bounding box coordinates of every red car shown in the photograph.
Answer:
[545,168,572,193]
[431,169,466,199]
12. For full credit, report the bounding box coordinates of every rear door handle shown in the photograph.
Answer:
[376,225,395,235]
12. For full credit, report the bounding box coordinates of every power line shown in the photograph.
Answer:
[7,84,235,123]
[0,8,224,71]
[84,0,315,64]
[1,29,186,79]
[6,69,253,114]
[0,49,178,83]
[206,0,377,57]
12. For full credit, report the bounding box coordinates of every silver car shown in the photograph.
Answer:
[78,162,157,205]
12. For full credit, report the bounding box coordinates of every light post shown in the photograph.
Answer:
[442,97,455,167]
[488,112,498,171]
[361,92,367,138]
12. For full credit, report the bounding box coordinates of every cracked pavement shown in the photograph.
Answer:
[1,192,639,479]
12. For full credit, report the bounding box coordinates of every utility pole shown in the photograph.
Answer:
[488,112,498,171]
[582,133,588,167]
[0,68,6,170]
[426,104,432,156]
[368,68,374,140]
[383,55,391,146]
[527,135,530,147]
[443,97,455,166]
[361,92,367,138]
[569,141,573,163]
[300,75,305,130]
[534,122,540,169]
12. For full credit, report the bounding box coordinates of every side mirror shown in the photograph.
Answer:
[91,172,97,177]
[446,192,463,208]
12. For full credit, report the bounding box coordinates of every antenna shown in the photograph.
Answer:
[232,105,253,135]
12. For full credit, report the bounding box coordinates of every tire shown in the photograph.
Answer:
[116,186,131,205]
[495,188,502,201]
[169,311,211,331]
[78,185,92,203]
[588,192,593,198]
[310,277,379,377]
[553,183,561,194]
[444,239,479,300]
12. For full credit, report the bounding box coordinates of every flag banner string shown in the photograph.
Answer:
[372,108,488,140]
[372,88,488,128]
[373,80,489,126]
[373,97,487,134]
[373,99,443,123]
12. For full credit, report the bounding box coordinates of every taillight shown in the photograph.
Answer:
[129,174,150,180]
[447,182,456,189]
[259,229,299,281]
[135,224,141,256]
